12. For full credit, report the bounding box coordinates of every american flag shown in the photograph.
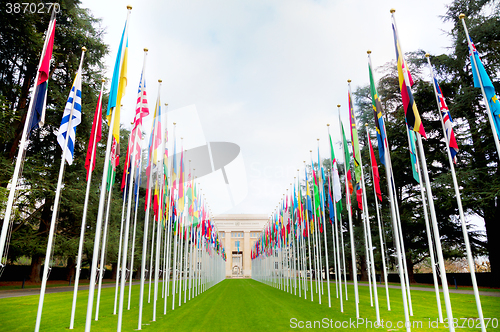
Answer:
[131,72,149,166]
[434,77,459,162]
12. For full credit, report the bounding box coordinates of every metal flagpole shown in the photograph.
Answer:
[138,90,158,330]
[127,160,141,310]
[348,80,380,322]
[304,162,314,302]
[348,82,373,309]
[86,7,131,332]
[95,182,115,320]
[113,185,127,315]
[317,140,332,307]
[427,53,485,331]
[368,48,409,319]
[36,47,85,332]
[0,9,56,265]
[337,105,359,318]
[365,125,392,312]
[69,78,104,329]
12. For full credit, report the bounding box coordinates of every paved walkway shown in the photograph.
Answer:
[346,282,500,297]
[0,281,141,299]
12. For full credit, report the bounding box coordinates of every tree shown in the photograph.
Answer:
[0,0,110,281]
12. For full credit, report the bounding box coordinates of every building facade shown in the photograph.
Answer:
[213,214,268,278]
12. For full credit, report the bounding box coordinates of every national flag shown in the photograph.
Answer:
[408,128,420,183]
[107,138,119,191]
[356,183,363,210]
[392,23,426,138]
[131,70,149,165]
[28,15,56,135]
[368,135,382,201]
[368,60,386,165]
[348,90,362,182]
[56,70,82,165]
[178,149,185,211]
[107,21,129,144]
[329,134,343,218]
[433,77,459,162]
[341,123,354,195]
[145,97,161,209]
[84,89,103,180]
[468,36,500,140]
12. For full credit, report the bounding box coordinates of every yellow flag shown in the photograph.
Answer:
[108,46,128,143]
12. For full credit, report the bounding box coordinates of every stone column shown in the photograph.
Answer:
[243,231,250,277]
[225,231,231,277]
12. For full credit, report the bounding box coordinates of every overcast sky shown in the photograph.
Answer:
[80,0,458,218]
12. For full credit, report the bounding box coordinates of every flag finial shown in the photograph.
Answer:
[102,79,106,83]
[367,50,372,54]
[158,79,162,83]
[425,53,430,58]
[327,124,330,126]
[82,46,87,52]
[459,13,465,19]
[390,8,395,13]
[365,123,368,127]
[337,104,341,107]
[144,48,148,52]
[347,79,351,83]
[317,138,320,141]
[127,5,132,10]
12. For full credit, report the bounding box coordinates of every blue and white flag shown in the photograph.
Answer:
[57,72,82,165]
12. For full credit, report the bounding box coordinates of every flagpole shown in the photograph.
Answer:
[69,77,104,329]
[368,48,410,320]
[327,124,344,310]
[0,9,56,266]
[317,140,332,307]
[426,54,485,331]
[348,80,380,322]
[95,183,114,320]
[303,161,314,302]
[85,7,131,332]
[113,184,127,315]
[337,105,359,317]
[128,161,141,310]
[365,125,391,311]
[459,15,500,159]
[35,47,85,332]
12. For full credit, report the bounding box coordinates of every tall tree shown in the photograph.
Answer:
[0,0,109,281]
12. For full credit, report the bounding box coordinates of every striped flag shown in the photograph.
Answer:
[392,23,426,138]
[348,90,362,183]
[56,71,82,165]
[368,135,382,201]
[368,61,387,165]
[106,21,129,144]
[28,15,56,135]
[433,77,459,162]
[132,71,149,163]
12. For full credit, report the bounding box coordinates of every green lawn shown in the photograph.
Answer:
[1,279,499,331]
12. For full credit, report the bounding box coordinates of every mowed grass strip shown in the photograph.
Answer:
[1,279,499,331]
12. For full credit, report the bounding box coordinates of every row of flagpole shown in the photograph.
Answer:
[252,8,497,332]
[0,5,228,331]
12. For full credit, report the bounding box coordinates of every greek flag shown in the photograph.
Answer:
[57,72,82,165]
